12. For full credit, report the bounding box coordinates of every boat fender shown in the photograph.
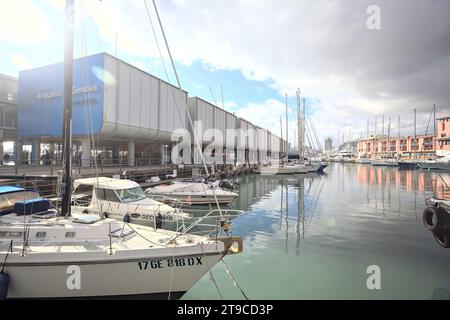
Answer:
[123,213,131,223]
[0,272,9,300]
[423,207,446,232]
[432,229,450,248]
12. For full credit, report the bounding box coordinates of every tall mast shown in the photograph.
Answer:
[433,104,436,155]
[388,117,391,157]
[398,115,400,138]
[303,98,306,159]
[285,93,288,159]
[366,119,369,138]
[413,108,417,159]
[298,89,301,159]
[375,116,377,136]
[280,116,283,166]
[61,0,74,217]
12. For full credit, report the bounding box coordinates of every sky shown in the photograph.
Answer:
[1,0,449,150]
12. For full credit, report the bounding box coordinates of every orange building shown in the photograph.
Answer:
[436,115,450,156]
[356,115,450,159]
[357,135,435,159]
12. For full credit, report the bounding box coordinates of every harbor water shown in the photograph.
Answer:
[183,163,450,300]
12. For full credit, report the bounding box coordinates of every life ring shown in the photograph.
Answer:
[423,207,446,232]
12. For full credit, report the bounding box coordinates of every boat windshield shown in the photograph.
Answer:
[0,190,41,215]
[116,187,147,203]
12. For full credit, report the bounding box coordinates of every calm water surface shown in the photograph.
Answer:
[183,163,450,300]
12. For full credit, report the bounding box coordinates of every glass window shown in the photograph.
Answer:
[96,188,106,200]
[105,189,120,202]
[116,187,147,203]
[96,188,120,202]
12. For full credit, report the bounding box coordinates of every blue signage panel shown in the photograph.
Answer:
[18,53,104,138]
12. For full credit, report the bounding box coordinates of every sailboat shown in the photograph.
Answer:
[260,98,297,175]
[0,0,242,299]
[291,91,323,173]
[371,117,398,167]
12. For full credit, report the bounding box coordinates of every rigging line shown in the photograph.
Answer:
[306,111,323,152]
[146,0,224,217]
[78,0,103,215]
[417,106,434,155]
[1,240,13,272]
[143,0,185,134]
[221,259,249,300]
[198,243,224,300]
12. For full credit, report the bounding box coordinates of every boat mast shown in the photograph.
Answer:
[433,104,436,156]
[303,98,306,160]
[414,108,417,159]
[61,0,74,217]
[388,117,391,158]
[285,93,288,162]
[280,116,283,167]
[297,89,302,161]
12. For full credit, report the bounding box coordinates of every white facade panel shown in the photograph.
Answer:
[158,81,187,141]
[99,53,185,141]
[214,108,226,146]
[128,68,141,137]
[103,55,117,125]
[140,75,151,130]
[118,61,130,126]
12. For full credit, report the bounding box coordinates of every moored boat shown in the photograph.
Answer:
[145,182,239,205]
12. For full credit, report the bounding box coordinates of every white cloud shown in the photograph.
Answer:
[223,101,237,109]
[0,0,50,44]
[83,0,450,144]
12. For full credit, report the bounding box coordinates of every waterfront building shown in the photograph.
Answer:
[6,53,284,168]
[357,134,436,159]
[436,115,450,156]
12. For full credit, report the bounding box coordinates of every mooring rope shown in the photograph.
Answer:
[221,259,249,300]
[1,240,13,273]
[199,243,224,300]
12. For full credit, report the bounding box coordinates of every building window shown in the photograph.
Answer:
[36,232,46,238]
[65,232,76,238]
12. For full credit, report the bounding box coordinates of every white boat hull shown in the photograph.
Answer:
[4,252,223,299]
[371,160,399,167]
[418,162,450,171]
[259,166,297,175]
[149,193,238,205]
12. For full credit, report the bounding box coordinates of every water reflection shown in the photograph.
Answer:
[184,164,450,300]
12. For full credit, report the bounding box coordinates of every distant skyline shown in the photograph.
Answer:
[1,0,449,148]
